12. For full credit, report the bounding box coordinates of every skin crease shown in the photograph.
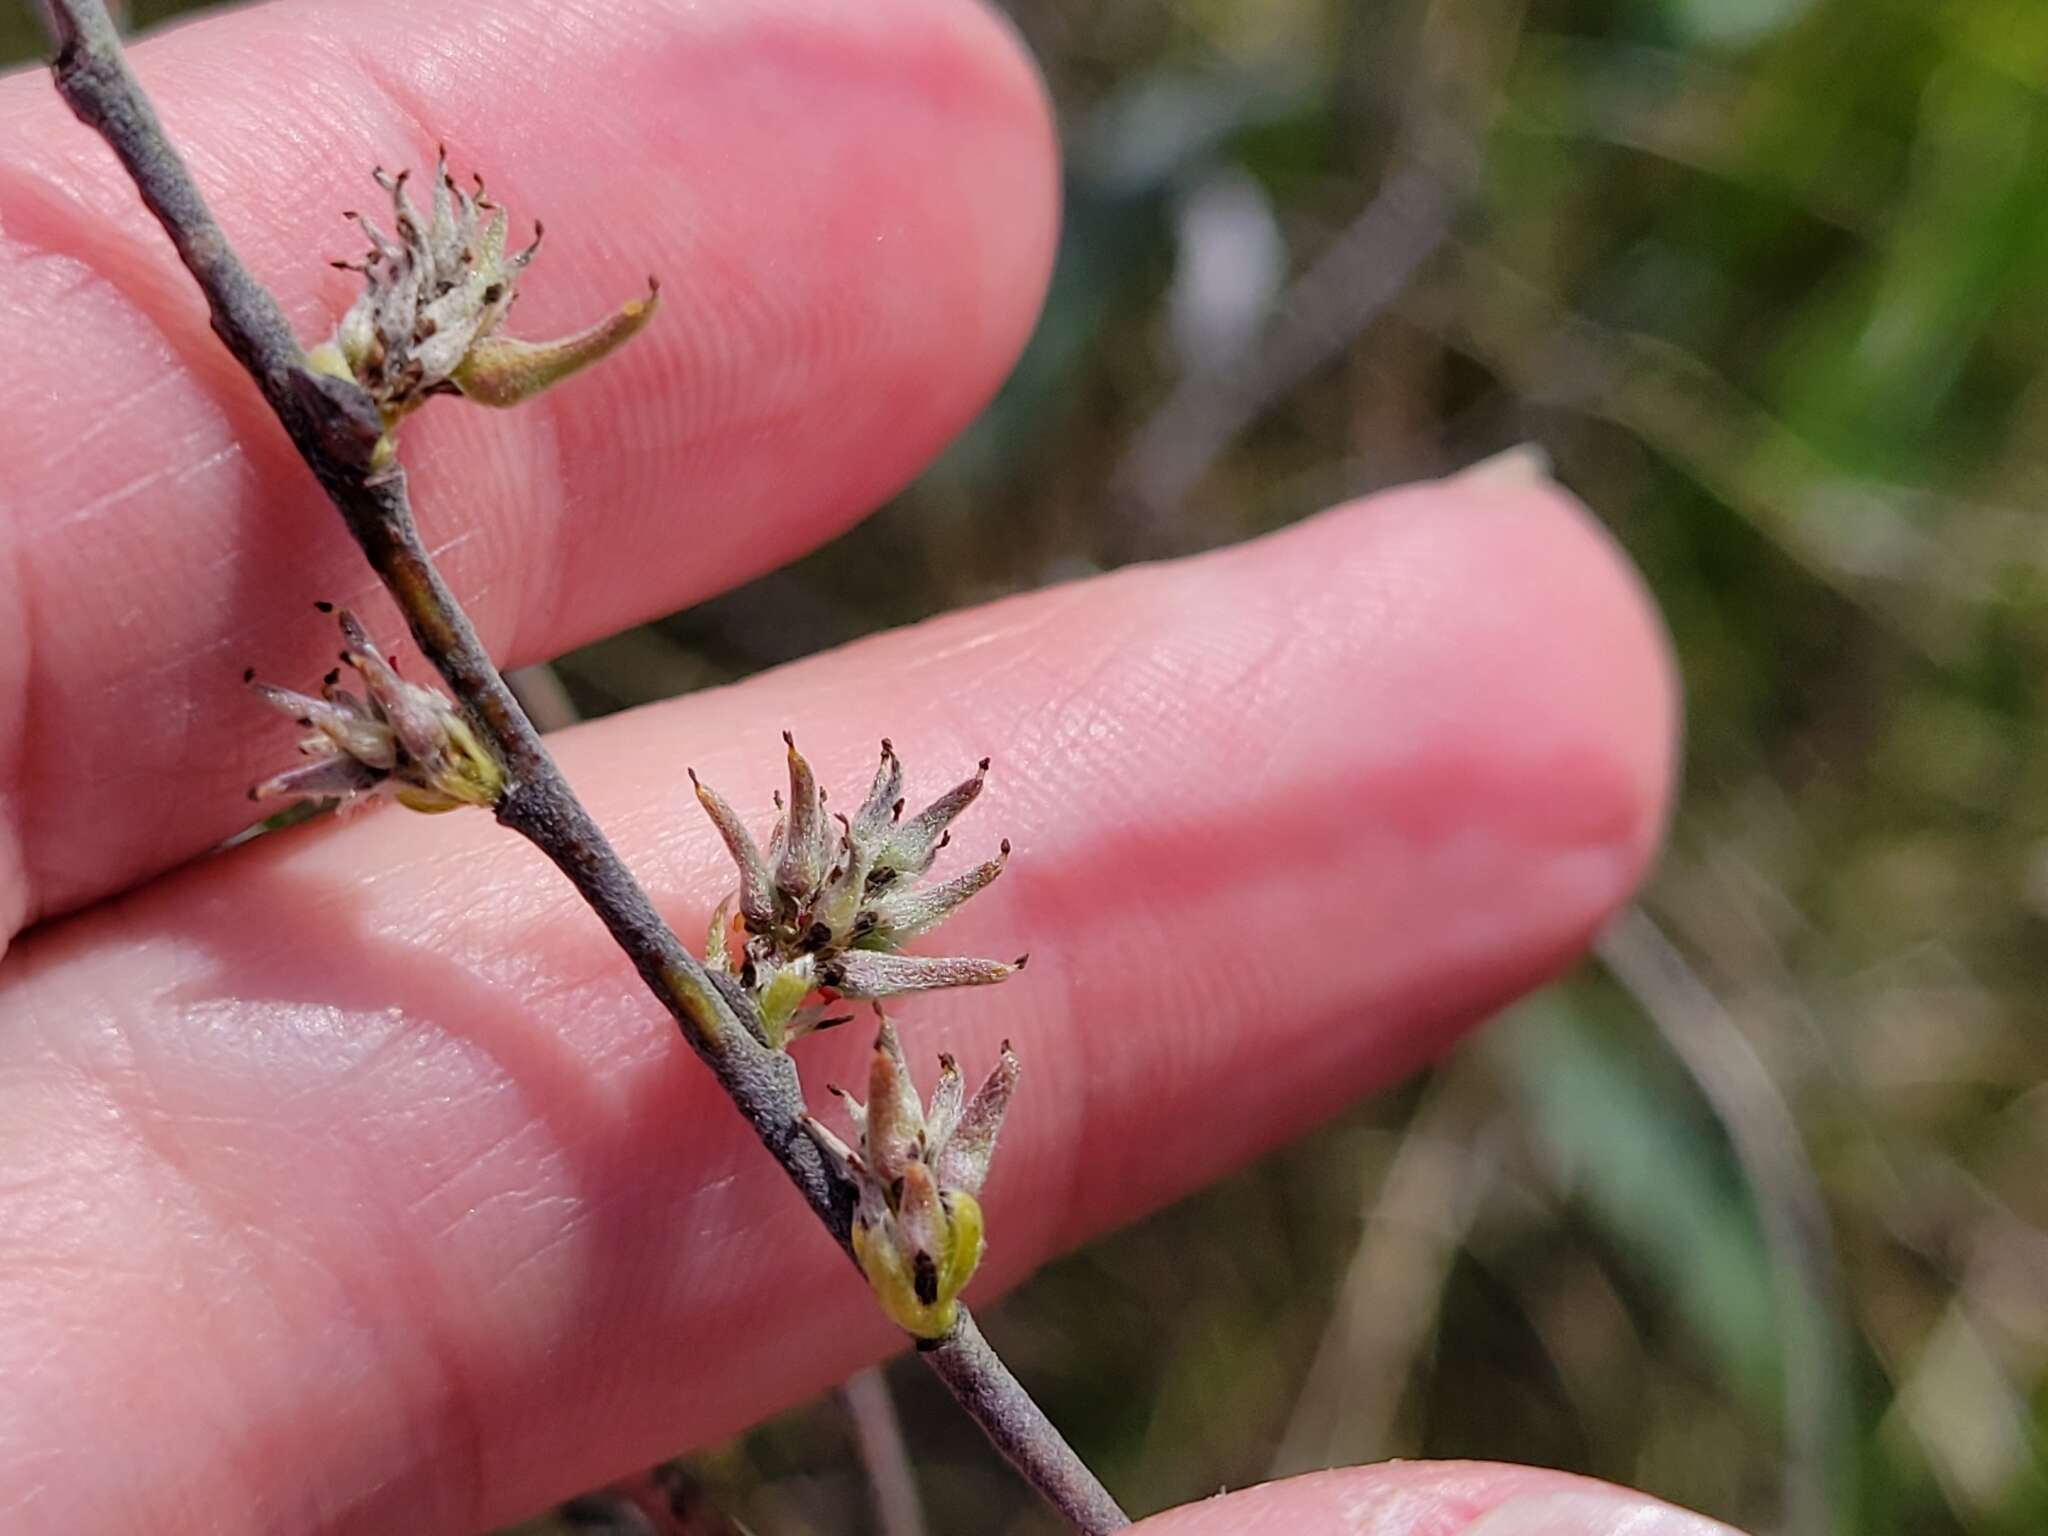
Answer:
[0,1,1744,1534]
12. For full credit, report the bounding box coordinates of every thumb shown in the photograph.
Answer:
[1132,1464,1743,1535]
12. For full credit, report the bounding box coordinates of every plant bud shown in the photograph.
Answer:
[804,1017,1017,1338]
[247,607,502,814]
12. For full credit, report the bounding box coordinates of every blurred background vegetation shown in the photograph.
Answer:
[7,1,2046,1533]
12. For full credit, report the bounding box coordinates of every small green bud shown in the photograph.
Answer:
[805,1018,1018,1339]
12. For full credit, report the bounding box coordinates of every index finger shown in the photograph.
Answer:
[0,0,1056,937]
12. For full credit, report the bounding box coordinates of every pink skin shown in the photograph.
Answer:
[0,0,1056,928]
[1128,1465,1743,1534]
[0,2,1732,1534]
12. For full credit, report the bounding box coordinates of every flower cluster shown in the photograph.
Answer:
[804,1016,1017,1339]
[690,736,1022,1048]
[246,606,501,813]
[306,151,658,458]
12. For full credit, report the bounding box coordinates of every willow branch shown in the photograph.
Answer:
[40,4,1127,1530]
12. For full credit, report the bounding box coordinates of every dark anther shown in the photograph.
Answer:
[241,667,256,683]
[314,600,335,613]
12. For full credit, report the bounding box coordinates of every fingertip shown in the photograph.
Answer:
[1304,456,1679,928]
[1436,451,1680,895]
[1128,1464,1740,1535]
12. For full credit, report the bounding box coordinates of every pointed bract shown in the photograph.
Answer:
[248,608,501,813]
[252,754,382,803]
[777,735,830,899]
[453,285,659,407]
[924,1053,965,1153]
[853,739,903,841]
[863,1018,926,1182]
[866,843,1008,945]
[878,759,987,877]
[893,1161,950,1306]
[826,950,1021,1001]
[933,1041,1018,1199]
[690,770,775,927]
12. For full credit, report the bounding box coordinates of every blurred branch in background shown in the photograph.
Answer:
[1596,907,1854,1536]
[840,1368,929,1536]
[1107,0,1530,558]
[1268,1080,1502,1477]
[507,664,584,735]
[1109,155,1454,547]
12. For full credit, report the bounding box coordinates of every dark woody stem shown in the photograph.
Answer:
[39,4,1128,1531]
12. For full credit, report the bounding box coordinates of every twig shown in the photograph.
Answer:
[839,1366,928,1536]
[38,4,1127,1530]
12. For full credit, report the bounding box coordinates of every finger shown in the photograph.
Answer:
[0,0,1056,931]
[1131,1464,1741,1535]
[0,469,1674,1534]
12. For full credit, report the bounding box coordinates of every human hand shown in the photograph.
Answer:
[0,0,1710,1531]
